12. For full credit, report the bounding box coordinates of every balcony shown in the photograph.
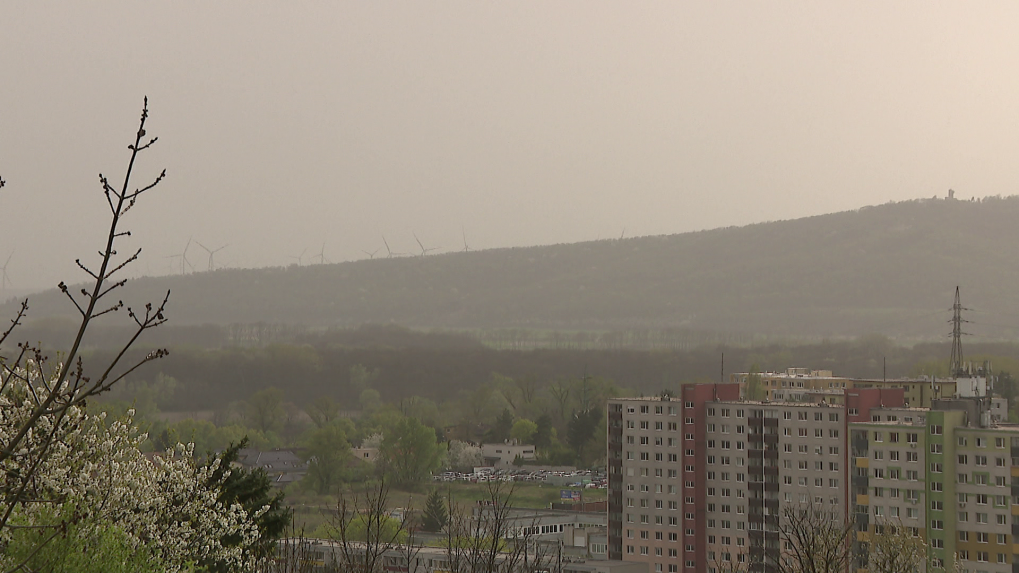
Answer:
[749,466,779,477]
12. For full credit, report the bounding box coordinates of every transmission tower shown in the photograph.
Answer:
[949,286,969,378]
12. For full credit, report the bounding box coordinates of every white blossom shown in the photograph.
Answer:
[1,366,268,572]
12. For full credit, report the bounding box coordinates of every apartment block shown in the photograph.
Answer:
[609,384,905,573]
[852,397,1019,573]
[734,366,1009,411]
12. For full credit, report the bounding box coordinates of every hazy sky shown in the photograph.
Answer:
[3,2,1018,290]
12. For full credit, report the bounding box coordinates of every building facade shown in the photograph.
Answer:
[608,382,1019,573]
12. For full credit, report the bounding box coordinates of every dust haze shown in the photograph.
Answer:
[3,2,1018,290]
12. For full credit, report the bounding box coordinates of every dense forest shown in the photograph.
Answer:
[86,325,1019,414]
[8,196,1019,340]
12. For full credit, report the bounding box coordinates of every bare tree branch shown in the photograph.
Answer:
[0,98,171,564]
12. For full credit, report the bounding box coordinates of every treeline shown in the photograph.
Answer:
[81,331,1019,414]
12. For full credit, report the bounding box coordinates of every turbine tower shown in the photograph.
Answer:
[0,252,12,292]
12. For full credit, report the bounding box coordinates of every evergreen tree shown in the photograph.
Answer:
[485,408,515,443]
[204,438,289,570]
[421,488,448,532]
[533,414,554,449]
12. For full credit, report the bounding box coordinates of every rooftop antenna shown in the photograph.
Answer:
[361,248,380,260]
[413,232,439,258]
[196,241,228,271]
[715,352,722,401]
[949,286,969,379]
[289,248,307,266]
[0,251,12,292]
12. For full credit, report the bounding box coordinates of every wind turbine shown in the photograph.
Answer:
[315,242,330,265]
[0,252,12,292]
[461,226,471,253]
[290,248,307,266]
[413,233,439,258]
[362,248,380,260]
[166,237,195,275]
[196,241,228,271]
[382,236,403,259]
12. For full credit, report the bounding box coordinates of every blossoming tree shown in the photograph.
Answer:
[0,100,272,572]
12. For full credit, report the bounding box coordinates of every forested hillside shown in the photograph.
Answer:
[10,196,1019,340]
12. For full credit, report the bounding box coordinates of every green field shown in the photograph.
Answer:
[286,481,607,536]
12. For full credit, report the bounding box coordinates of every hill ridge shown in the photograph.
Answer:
[9,196,1019,340]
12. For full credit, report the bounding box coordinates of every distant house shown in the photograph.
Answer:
[481,443,535,469]
[236,448,307,487]
[351,446,379,463]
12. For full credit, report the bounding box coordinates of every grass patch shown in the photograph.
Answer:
[283,481,607,535]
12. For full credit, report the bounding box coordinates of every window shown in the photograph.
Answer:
[930,425,942,435]
[931,520,943,530]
